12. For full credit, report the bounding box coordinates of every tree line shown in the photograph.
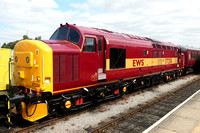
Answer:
[1,35,41,49]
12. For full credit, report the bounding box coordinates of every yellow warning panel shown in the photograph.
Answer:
[0,48,11,91]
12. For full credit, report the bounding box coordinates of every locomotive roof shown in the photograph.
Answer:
[71,24,178,48]
[54,23,179,49]
[75,24,151,46]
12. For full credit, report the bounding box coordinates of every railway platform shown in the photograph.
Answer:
[144,89,200,133]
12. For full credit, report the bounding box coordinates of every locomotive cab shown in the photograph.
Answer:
[48,24,107,95]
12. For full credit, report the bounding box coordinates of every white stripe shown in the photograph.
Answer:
[143,89,200,133]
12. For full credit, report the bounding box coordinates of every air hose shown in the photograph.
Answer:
[25,101,38,117]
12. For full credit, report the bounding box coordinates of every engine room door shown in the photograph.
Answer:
[97,36,106,81]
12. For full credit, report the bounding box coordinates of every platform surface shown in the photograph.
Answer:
[144,90,200,133]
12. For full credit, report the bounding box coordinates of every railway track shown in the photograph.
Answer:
[11,107,91,133]
[89,76,200,133]
[10,75,200,133]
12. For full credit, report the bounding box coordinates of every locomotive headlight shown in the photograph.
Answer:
[26,57,29,63]
[37,76,41,81]
[15,56,18,62]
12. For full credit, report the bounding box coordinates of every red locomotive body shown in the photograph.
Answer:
[44,24,183,95]
[1,23,194,125]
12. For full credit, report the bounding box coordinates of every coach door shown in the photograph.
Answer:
[97,36,106,81]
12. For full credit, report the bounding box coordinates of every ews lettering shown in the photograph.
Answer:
[133,59,144,67]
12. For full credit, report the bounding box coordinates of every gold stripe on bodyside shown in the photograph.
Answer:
[126,58,178,68]
[106,59,110,71]
[106,58,178,70]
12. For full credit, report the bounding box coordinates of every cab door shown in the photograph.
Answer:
[97,36,106,81]
[81,36,98,84]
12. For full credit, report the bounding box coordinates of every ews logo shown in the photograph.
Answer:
[133,59,144,67]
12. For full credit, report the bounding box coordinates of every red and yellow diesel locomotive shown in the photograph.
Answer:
[0,23,200,127]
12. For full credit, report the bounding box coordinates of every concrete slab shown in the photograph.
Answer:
[149,127,176,133]
[189,92,200,102]
[192,122,200,133]
[185,101,200,110]
[175,107,200,121]
[155,115,198,133]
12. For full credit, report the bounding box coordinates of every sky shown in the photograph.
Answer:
[0,0,200,48]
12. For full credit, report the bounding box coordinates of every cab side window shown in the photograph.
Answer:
[83,37,96,52]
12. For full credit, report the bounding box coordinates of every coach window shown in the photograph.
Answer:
[83,38,96,52]
[143,50,146,56]
[175,52,177,57]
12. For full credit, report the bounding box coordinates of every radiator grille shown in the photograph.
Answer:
[67,55,73,82]
[53,55,60,83]
[60,54,66,83]
[53,54,66,83]
[67,54,79,82]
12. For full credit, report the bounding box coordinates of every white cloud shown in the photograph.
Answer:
[76,0,200,47]
[0,0,200,48]
[0,0,67,45]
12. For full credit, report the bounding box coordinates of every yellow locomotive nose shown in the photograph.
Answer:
[13,40,53,94]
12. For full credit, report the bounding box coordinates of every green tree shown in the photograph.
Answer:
[1,35,41,49]
[35,36,41,40]
[1,43,7,48]
[1,40,20,49]
[23,35,29,40]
